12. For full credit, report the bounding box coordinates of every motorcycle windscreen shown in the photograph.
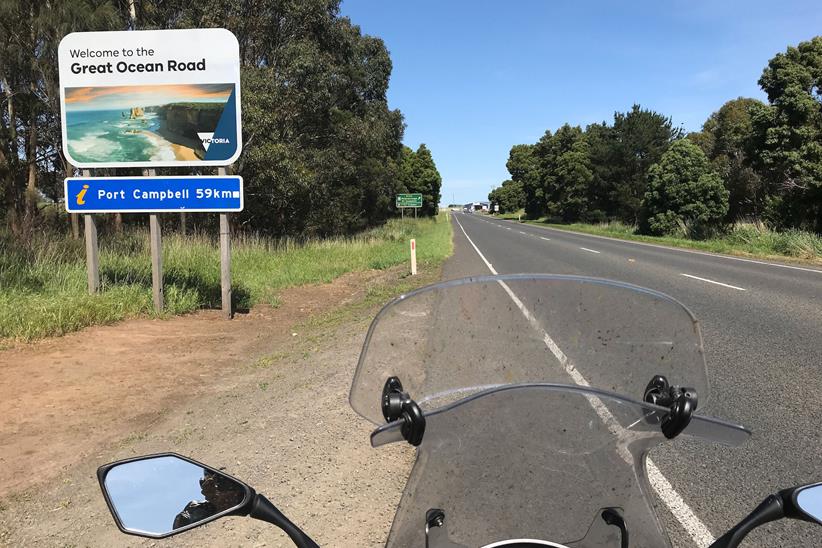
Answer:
[372,384,749,548]
[350,275,712,426]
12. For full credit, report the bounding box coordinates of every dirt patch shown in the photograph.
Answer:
[0,318,419,548]
[0,267,401,501]
[0,263,439,547]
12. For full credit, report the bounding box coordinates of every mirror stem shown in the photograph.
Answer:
[709,494,784,548]
[249,494,320,548]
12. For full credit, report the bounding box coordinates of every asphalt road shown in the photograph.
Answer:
[443,212,822,548]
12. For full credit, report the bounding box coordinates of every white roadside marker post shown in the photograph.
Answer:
[410,239,417,275]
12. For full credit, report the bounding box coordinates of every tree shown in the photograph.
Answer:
[609,105,683,223]
[642,139,729,237]
[497,38,822,234]
[686,130,714,157]
[694,97,768,221]
[488,179,524,213]
[553,141,593,222]
[584,122,617,221]
[506,143,541,218]
[235,5,407,235]
[2,0,413,238]
[534,124,591,222]
[398,144,441,216]
[0,0,118,232]
[755,36,822,232]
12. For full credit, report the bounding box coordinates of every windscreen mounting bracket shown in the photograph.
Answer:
[602,508,629,548]
[643,375,698,439]
[382,376,426,446]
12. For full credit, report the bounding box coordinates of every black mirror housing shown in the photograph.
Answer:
[711,481,822,548]
[781,482,822,525]
[97,452,255,539]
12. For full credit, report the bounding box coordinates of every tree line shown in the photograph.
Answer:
[0,0,441,239]
[489,36,822,237]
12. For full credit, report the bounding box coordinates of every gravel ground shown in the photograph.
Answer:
[0,271,431,547]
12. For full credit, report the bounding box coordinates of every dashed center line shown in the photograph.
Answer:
[680,273,746,291]
[540,236,551,241]
[518,230,527,235]
[580,247,600,254]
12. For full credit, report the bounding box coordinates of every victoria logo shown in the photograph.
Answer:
[198,132,230,151]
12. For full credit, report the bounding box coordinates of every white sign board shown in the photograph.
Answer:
[58,28,242,168]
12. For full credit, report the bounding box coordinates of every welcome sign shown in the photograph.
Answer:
[58,28,242,168]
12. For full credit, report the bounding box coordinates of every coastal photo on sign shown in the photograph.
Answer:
[64,83,236,163]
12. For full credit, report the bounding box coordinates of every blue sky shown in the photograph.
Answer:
[339,1,822,205]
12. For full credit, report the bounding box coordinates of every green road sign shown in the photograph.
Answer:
[396,193,423,208]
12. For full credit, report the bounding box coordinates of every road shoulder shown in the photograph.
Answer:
[0,264,446,547]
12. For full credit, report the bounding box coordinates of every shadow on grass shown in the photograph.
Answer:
[100,264,252,312]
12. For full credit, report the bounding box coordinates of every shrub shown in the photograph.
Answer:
[642,140,729,238]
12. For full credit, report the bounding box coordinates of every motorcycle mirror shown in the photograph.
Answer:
[711,481,822,548]
[97,453,253,538]
[791,482,822,524]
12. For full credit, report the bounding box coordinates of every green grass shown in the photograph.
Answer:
[297,258,445,333]
[496,212,822,263]
[0,214,452,341]
[496,210,526,221]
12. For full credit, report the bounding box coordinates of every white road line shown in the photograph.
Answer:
[540,236,551,241]
[454,214,498,275]
[580,247,601,254]
[518,230,527,235]
[453,214,716,548]
[496,220,822,275]
[681,273,746,291]
[647,460,717,548]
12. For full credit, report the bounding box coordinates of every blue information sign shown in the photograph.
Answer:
[65,176,243,213]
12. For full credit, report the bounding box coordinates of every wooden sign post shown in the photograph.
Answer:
[143,168,163,313]
[218,166,232,319]
[81,169,100,294]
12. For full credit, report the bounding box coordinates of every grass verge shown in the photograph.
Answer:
[251,259,446,375]
[0,213,453,341]
[492,212,822,265]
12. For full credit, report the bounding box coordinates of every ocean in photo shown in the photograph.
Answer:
[65,109,177,163]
